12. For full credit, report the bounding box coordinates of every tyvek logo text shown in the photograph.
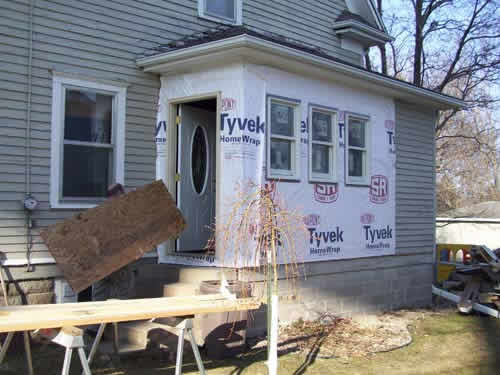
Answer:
[220,113,264,147]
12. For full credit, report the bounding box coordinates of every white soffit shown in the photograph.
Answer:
[137,35,464,110]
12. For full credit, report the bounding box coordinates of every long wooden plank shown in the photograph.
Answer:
[0,294,260,332]
[40,181,186,293]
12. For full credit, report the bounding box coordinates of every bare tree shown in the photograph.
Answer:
[436,108,498,211]
[377,0,499,111]
[374,0,500,209]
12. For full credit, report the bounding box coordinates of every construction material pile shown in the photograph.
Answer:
[438,245,500,315]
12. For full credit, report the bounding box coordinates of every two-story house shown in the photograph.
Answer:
[1,0,462,328]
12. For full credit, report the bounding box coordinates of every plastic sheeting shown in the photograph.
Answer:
[155,63,396,267]
[436,221,500,249]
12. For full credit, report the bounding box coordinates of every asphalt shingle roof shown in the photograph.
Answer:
[137,25,462,105]
[139,25,334,60]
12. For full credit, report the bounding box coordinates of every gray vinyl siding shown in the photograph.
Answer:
[0,0,355,278]
[395,102,437,256]
[244,0,361,64]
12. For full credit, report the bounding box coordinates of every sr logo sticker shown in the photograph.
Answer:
[369,175,389,204]
[314,184,339,203]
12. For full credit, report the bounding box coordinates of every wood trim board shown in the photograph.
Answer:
[0,294,260,332]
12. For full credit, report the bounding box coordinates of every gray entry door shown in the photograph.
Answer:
[177,104,216,252]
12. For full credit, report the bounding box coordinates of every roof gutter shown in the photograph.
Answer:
[137,34,464,110]
[437,217,500,224]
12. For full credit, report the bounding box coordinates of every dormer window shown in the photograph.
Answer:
[198,0,242,25]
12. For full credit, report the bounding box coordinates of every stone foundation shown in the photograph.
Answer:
[0,279,54,306]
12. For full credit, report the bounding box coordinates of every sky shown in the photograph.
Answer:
[373,0,500,126]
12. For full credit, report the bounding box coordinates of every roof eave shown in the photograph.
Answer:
[136,34,464,110]
[333,20,394,46]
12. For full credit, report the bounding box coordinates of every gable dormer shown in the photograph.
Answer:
[334,0,393,62]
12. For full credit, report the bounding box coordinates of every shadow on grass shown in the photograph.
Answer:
[292,334,327,375]
[0,330,329,375]
[224,331,328,375]
[476,310,500,372]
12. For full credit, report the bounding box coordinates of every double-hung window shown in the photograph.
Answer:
[345,113,370,185]
[309,105,337,183]
[267,96,301,180]
[198,0,242,25]
[50,73,126,208]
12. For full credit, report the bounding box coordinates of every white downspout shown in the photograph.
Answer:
[24,0,35,272]
[26,0,34,195]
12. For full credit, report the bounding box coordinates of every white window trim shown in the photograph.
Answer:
[345,112,370,186]
[266,95,301,181]
[198,0,242,25]
[308,104,338,184]
[50,73,126,209]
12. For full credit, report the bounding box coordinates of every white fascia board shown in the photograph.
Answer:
[366,0,387,33]
[137,35,464,110]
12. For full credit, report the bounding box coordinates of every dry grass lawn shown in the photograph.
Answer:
[0,308,499,374]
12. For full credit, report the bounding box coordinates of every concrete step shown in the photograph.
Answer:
[118,321,155,347]
[118,320,194,348]
[163,282,199,297]
[177,267,232,284]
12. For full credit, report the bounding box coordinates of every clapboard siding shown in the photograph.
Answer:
[0,0,31,261]
[0,0,355,274]
[244,0,361,64]
[395,102,437,255]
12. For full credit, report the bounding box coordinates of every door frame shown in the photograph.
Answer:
[166,92,222,253]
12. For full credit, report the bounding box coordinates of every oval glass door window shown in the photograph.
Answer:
[191,125,209,195]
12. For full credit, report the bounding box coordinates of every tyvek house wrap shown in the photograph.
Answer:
[155,63,396,268]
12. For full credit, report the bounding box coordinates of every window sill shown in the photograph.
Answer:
[50,201,99,210]
[267,175,301,182]
[345,180,370,187]
[309,176,337,184]
[198,14,241,26]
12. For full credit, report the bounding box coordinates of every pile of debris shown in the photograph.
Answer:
[251,312,415,359]
[434,245,500,317]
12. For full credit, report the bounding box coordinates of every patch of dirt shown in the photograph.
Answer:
[251,311,421,359]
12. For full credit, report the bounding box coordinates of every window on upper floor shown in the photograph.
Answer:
[50,73,126,209]
[345,113,370,186]
[267,96,301,180]
[309,105,338,183]
[198,0,242,25]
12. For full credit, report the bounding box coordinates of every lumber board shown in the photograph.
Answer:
[40,181,186,293]
[0,294,260,332]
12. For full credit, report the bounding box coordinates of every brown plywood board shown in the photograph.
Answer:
[40,181,186,293]
[0,294,261,332]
